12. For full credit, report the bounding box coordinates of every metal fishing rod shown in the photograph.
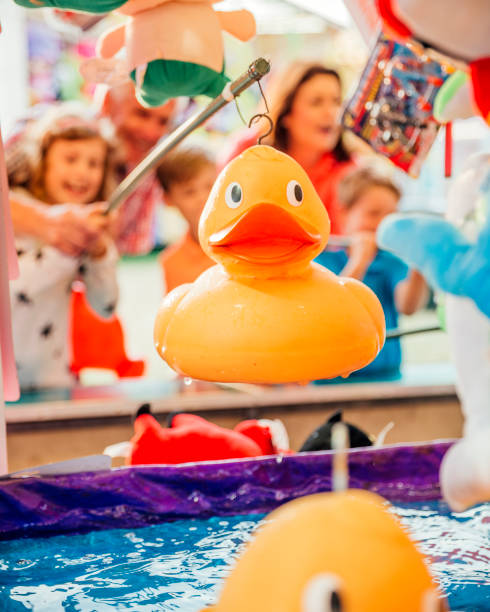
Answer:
[386,325,442,339]
[105,57,271,214]
[327,212,444,250]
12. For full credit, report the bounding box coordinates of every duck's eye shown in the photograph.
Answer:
[302,574,343,612]
[225,182,243,208]
[287,180,303,207]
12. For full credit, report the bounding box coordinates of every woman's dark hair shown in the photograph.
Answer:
[267,63,351,163]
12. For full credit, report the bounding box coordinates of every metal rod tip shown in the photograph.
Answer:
[251,58,271,77]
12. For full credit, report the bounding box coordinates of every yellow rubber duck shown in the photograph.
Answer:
[154,145,385,383]
[201,490,447,612]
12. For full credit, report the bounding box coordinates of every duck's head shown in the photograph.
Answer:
[202,490,447,612]
[199,145,330,278]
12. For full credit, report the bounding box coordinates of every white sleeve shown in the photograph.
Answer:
[10,243,77,300]
[80,240,119,319]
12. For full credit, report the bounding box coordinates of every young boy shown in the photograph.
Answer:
[157,147,216,293]
[315,167,428,378]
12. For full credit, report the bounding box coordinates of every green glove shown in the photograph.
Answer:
[131,59,229,108]
[14,0,125,14]
[433,70,469,123]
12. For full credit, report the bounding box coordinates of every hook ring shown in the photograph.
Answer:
[248,113,274,144]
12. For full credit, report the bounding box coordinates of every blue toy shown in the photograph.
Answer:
[378,155,490,512]
[377,171,490,318]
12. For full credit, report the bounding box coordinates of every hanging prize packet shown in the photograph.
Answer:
[343,34,453,177]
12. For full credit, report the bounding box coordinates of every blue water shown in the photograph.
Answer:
[0,501,488,611]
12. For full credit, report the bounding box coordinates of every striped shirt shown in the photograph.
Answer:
[114,167,164,255]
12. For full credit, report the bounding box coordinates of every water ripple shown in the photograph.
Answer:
[0,502,488,611]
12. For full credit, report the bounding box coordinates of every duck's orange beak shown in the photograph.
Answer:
[208,204,322,264]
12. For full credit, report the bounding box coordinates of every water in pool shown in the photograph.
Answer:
[0,501,488,611]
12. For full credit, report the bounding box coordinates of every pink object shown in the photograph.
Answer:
[75,40,97,59]
[0,127,20,401]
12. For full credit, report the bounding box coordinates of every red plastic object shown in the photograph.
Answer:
[376,0,412,39]
[69,282,145,378]
[128,412,274,466]
[470,57,490,125]
[234,420,276,456]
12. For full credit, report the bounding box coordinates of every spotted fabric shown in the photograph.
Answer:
[10,236,119,390]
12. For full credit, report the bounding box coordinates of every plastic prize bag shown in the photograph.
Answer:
[343,33,453,177]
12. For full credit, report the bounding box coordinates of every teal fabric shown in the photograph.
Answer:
[130,59,229,107]
[378,195,490,319]
[14,0,125,12]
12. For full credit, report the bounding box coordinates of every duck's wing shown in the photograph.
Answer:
[342,277,386,349]
[154,283,191,356]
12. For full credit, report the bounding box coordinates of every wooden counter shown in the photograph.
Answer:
[6,363,462,472]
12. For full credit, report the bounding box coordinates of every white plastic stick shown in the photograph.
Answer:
[332,422,349,492]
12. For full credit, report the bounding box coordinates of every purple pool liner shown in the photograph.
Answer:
[0,440,452,540]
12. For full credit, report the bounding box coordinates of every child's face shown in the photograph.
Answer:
[342,186,399,234]
[44,137,107,204]
[165,165,217,240]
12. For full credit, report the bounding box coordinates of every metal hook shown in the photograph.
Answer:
[257,79,270,114]
[248,113,274,144]
[234,97,247,126]
[252,78,272,143]
[232,77,273,143]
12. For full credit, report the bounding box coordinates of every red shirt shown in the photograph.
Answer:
[221,132,355,236]
[307,152,356,235]
[115,169,164,255]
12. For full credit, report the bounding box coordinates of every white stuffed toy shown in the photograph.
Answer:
[439,155,490,512]
[375,0,490,511]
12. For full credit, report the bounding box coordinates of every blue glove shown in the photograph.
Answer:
[377,213,490,318]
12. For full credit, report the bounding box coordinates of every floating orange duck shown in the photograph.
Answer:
[201,490,447,612]
[154,145,385,383]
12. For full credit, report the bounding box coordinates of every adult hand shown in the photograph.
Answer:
[42,202,110,257]
[88,206,119,240]
[85,233,109,259]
